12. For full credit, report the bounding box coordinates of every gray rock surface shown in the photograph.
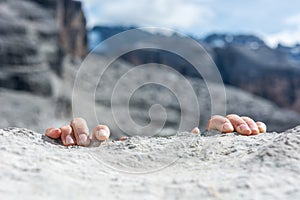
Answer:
[0,127,299,199]
[89,27,300,114]
[0,0,87,96]
[0,0,61,95]
[0,88,70,131]
[69,54,300,138]
[57,0,88,59]
[1,54,299,138]
[0,2,299,140]
[213,44,300,113]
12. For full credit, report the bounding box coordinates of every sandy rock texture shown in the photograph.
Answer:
[1,127,300,199]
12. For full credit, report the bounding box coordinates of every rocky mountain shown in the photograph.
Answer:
[89,26,300,114]
[0,0,87,96]
[0,0,87,131]
[57,0,87,60]
[1,5,300,199]
[0,0,59,96]
[207,34,300,113]
[1,52,300,135]
[277,43,300,61]
[0,3,299,136]
[68,54,300,137]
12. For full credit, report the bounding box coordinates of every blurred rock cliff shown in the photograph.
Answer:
[0,0,87,131]
[0,0,87,96]
[0,1,299,135]
[90,26,300,114]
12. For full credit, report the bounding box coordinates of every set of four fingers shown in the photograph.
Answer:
[206,114,267,135]
[45,118,110,146]
[46,115,267,146]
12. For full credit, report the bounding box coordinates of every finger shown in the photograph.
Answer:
[241,116,259,135]
[70,118,90,146]
[92,125,110,141]
[45,127,62,139]
[226,114,251,135]
[206,115,234,133]
[60,125,75,146]
[118,136,128,141]
[191,127,200,134]
[256,121,267,133]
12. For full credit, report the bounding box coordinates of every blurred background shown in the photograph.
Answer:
[0,0,300,138]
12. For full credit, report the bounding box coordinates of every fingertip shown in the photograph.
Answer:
[78,134,90,146]
[70,118,90,146]
[191,127,200,134]
[60,125,75,146]
[240,116,259,135]
[118,136,128,141]
[206,115,232,133]
[222,123,234,133]
[226,114,240,119]
[238,124,251,135]
[93,125,110,141]
[256,122,267,133]
[250,128,260,135]
[64,135,75,146]
[45,128,61,139]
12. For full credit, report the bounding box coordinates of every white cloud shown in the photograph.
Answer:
[81,0,300,46]
[81,0,214,32]
[264,13,300,47]
[264,30,300,47]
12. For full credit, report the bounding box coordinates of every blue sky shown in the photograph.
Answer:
[81,0,300,47]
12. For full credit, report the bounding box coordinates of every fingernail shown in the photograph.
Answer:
[46,128,61,139]
[50,128,58,134]
[65,135,74,145]
[191,127,200,134]
[250,126,259,134]
[96,129,109,141]
[240,125,248,130]
[223,123,232,131]
[99,129,109,137]
[79,134,89,146]
[239,125,251,134]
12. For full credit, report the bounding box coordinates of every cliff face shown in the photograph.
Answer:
[0,0,61,96]
[89,27,300,114]
[191,34,300,113]
[0,0,87,96]
[57,0,88,60]
[212,42,300,113]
